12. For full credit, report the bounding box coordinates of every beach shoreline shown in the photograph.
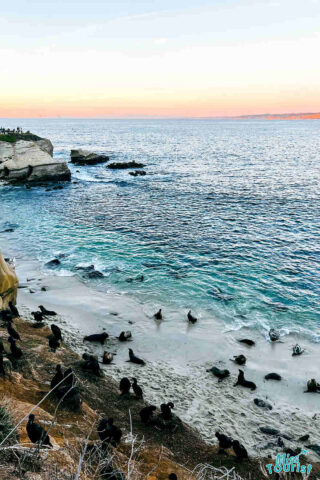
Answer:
[9,250,320,463]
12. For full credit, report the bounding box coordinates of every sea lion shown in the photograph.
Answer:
[234,369,256,391]
[51,364,64,390]
[215,431,233,450]
[237,339,255,346]
[118,331,132,341]
[7,323,20,341]
[8,337,22,359]
[232,440,249,461]
[26,414,52,447]
[304,379,320,393]
[132,378,143,399]
[231,354,246,365]
[265,373,282,381]
[187,310,197,323]
[269,328,280,342]
[48,335,60,352]
[83,332,109,345]
[160,402,174,420]
[206,366,230,381]
[119,377,131,395]
[140,405,157,424]
[82,355,101,377]
[39,305,57,316]
[154,309,162,320]
[168,475,178,480]
[32,311,44,322]
[128,348,145,365]
[259,427,280,436]
[51,324,62,341]
[102,351,114,364]
[254,398,272,410]
[8,301,19,318]
[292,344,304,356]
[97,418,122,446]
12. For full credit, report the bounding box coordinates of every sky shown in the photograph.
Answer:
[1,0,320,118]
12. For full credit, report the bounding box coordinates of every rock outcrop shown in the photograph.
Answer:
[0,252,18,310]
[0,137,70,184]
[70,149,109,165]
[107,161,145,169]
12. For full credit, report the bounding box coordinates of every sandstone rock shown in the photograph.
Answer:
[0,251,18,310]
[70,149,109,165]
[0,139,70,184]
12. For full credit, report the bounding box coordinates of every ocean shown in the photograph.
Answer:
[1,118,319,340]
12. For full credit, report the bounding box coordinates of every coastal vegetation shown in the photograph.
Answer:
[0,128,42,143]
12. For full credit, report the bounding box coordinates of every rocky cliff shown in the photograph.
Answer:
[0,252,18,310]
[0,137,70,184]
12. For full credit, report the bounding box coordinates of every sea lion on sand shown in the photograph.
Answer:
[128,348,145,365]
[206,366,230,381]
[269,328,280,342]
[102,351,114,364]
[292,344,304,356]
[237,339,255,346]
[154,309,162,320]
[254,398,272,410]
[39,305,57,316]
[83,332,109,345]
[118,331,132,341]
[32,311,44,322]
[231,354,246,365]
[234,369,256,391]
[187,310,197,323]
[304,379,320,393]
[265,373,282,381]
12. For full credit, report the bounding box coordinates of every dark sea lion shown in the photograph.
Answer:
[206,366,230,381]
[9,301,19,318]
[269,328,280,342]
[32,311,44,322]
[48,335,60,352]
[128,348,145,365]
[234,369,256,390]
[254,398,272,410]
[82,355,101,377]
[51,324,62,341]
[265,373,282,381]
[231,354,246,365]
[132,377,143,399]
[304,379,320,393]
[7,323,20,341]
[160,402,174,420]
[187,310,197,323]
[298,434,310,442]
[119,377,131,395]
[51,364,64,390]
[237,339,255,346]
[26,414,52,447]
[39,305,57,316]
[140,405,157,424]
[232,440,249,461]
[118,331,132,341]
[259,427,280,436]
[169,475,178,480]
[154,309,162,320]
[83,332,109,344]
[8,337,22,359]
[215,431,233,450]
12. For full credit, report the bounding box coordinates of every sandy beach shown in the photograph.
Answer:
[11,253,320,463]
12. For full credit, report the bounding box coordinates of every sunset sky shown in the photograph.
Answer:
[1,0,320,118]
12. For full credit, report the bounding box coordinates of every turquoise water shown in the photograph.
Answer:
[0,118,319,339]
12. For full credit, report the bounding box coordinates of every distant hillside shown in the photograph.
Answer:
[229,112,320,120]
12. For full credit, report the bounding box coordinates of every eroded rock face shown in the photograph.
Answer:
[70,149,109,165]
[0,139,71,183]
[0,251,18,310]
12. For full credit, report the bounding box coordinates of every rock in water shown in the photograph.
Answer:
[259,427,280,436]
[0,137,71,183]
[70,149,109,165]
[107,161,145,169]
